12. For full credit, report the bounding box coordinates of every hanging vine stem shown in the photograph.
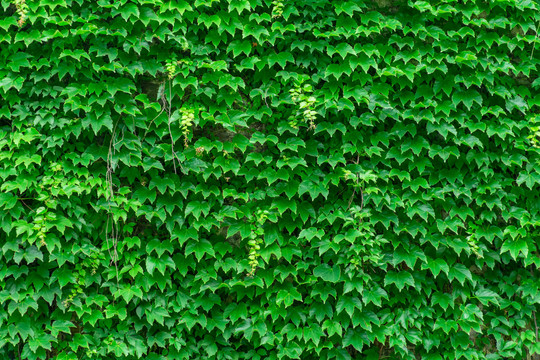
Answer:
[166,78,178,174]
[11,0,28,27]
[105,122,120,287]
[140,93,165,143]
[530,19,539,60]
[140,78,184,173]
[532,268,539,345]
[346,154,363,211]
[246,209,270,277]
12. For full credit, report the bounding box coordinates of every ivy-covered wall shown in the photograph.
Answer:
[1,0,539,359]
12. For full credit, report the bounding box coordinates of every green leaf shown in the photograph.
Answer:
[29,334,54,352]
[475,288,501,306]
[384,271,415,291]
[185,200,211,220]
[271,197,297,215]
[50,320,74,337]
[421,258,450,277]
[313,264,341,283]
[325,63,352,80]
[161,0,192,14]
[267,52,294,69]
[227,40,252,57]
[452,89,482,110]
[0,76,25,92]
[115,285,144,303]
[448,264,473,285]
[145,306,169,326]
[431,292,453,311]
[516,171,540,189]
[322,319,343,337]
[127,334,148,358]
[218,73,245,91]
[276,288,302,308]
[336,296,363,317]
[506,95,528,114]
[343,329,364,351]
[0,192,18,210]
[333,43,356,59]
[16,321,34,341]
[500,238,529,260]
[185,239,215,261]
[401,136,430,155]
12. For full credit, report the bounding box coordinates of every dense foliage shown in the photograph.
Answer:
[1,0,539,359]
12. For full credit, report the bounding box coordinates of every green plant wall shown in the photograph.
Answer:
[0,0,539,359]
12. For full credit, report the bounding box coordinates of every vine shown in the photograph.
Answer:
[527,114,540,149]
[247,209,269,276]
[345,205,387,271]
[342,168,385,270]
[33,162,64,248]
[11,0,28,27]
[289,80,319,130]
[180,107,195,148]
[466,222,483,259]
[0,1,538,358]
[165,58,177,80]
[62,249,100,308]
[271,0,284,18]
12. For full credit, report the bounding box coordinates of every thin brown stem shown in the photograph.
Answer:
[534,310,538,343]
[141,80,167,143]
[19,199,33,211]
[105,122,120,287]
[533,269,539,344]
[167,79,177,174]
[346,153,363,211]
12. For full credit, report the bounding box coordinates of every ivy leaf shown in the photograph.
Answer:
[516,171,540,189]
[402,136,430,155]
[313,264,341,283]
[29,334,54,352]
[384,271,415,291]
[276,288,302,308]
[343,329,364,351]
[421,258,450,277]
[116,285,144,303]
[0,76,24,92]
[500,238,529,260]
[84,113,113,135]
[145,307,169,326]
[0,193,18,210]
[506,96,528,114]
[452,89,482,110]
[16,321,34,341]
[185,239,215,261]
[271,197,297,215]
[431,292,453,311]
[227,40,252,57]
[127,334,148,358]
[322,319,343,337]
[475,288,500,306]
[50,321,74,337]
[325,63,352,80]
[161,0,192,14]
[333,43,356,59]
[218,74,245,91]
[448,264,473,285]
[336,296,363,317]
[267,52,294,69]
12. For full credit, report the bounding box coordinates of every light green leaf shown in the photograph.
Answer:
[313,264,341,283]
[384,271,415,291]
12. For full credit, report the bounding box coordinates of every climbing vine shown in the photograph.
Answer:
[11,0,27,27]
[0,1,539,360]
